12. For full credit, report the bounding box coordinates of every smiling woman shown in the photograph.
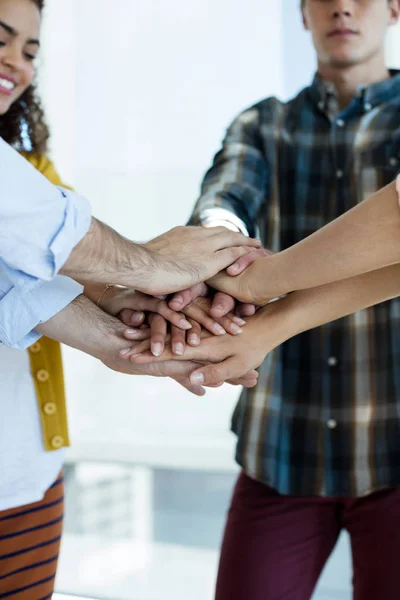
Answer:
[0,0,48,153]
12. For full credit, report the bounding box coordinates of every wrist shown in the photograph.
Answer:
[255,296,300,351]
[251,254,295,304]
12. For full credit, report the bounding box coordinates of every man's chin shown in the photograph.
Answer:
[324,52,364,69]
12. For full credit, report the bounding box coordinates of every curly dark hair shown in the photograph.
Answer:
[0,0,49,154]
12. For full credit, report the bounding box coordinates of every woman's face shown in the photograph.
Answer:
[0,0,40,116]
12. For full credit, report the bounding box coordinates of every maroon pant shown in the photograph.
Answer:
[216,472,400,600]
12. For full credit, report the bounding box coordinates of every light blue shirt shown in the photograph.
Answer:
[0,138,92,348]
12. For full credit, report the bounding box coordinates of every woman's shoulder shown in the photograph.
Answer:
[20,152,71,188]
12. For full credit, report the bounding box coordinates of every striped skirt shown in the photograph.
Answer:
[0,472,64,599]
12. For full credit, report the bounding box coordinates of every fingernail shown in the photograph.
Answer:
[233,316,246,326]
[119,348,132,356]
[191,373,205,385]
[213,324,226,335]
[188,334,200,345]
[172,296,183,306]
[230,264,240,273]
[230,324,243,335]
[125,329,139,335]
[180,319,192,330]
[174,343,184,356]
[213,305,224,314]
[152,343,163,357]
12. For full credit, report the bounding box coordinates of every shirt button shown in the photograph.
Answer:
[327,419,338,429]
[336,118,345,127]
[318,101,324,110]
[36,369,50,383]
[389,157,398,167]
[29,342,42,354]
[43,402,57,416]
[51,435,64,449]
[336,170,344,179]
[328,356,338,367]
[364,102,372,111]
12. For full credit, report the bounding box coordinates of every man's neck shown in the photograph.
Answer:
[317,53,390,109]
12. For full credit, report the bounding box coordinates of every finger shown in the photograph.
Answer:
[210,229,261,250]
[169,282,208,311]
[123,328,151,342]
[119,309,145,327]
[236,303,257,317]
[183,305,226,337]
[186,318,202,347]
[217,312,245,336]
[119,337,152,359]
[210,293,235,319]
[227,377,258,388]
[170,324,186,356]
[190,358,245,387]
[175,379,206,396]
[148,298,191,330]
[227,370,259,387]
[215,246,256,272]
[148,314,168,357]
[226,247,269,276]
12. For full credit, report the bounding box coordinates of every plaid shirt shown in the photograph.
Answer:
[190,72,400,497]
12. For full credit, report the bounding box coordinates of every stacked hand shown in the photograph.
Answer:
[91,245,275,394]
[93,284,259,395]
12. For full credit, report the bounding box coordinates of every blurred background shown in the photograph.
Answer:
[36,1,400,599]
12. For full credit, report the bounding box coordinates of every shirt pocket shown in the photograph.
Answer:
[356,135,400,202]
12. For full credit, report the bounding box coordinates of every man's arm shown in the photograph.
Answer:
[188,105,268,237]
[167,104,270,316]
[128,263,400,386]
[211,179,400,305]
[34,294,209,395]
[62,218,260,296]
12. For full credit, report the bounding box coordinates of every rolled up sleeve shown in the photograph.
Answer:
[0,269,83,349]
[0,138,91,279]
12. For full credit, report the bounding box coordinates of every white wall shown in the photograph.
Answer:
[387,19,400,68]
[39,0,284,470]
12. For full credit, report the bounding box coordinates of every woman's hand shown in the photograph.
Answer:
[121,303,282,386]
[169,282,258,319]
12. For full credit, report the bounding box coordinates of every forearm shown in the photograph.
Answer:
[253,180,400,302]
[60,218,151,288]
[262,263,400,348]
[35,294,124,359]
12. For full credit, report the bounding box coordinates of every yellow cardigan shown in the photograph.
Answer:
[22,152,71,452]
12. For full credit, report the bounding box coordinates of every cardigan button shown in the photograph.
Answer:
[36,369,50,383]
[29,342,42,354]
[51,435,64,449]
[43,402,57,416]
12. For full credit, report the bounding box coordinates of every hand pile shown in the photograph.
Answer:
[97,247,275,395]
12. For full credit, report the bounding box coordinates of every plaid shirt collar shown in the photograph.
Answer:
[308,69,400,117]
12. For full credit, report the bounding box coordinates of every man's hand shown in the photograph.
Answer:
[140,226,261,295]
[35,295,209,395]
[63,219,260,296]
